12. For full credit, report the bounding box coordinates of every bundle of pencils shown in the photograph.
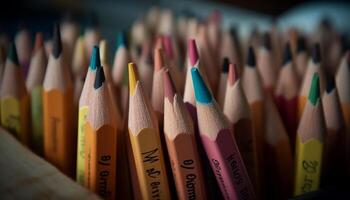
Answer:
[0,6,349,200]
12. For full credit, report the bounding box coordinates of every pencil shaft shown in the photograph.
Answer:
[30,86,44,154]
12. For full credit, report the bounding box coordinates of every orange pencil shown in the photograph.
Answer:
[163,69,207,199]
[264,95,293,199]
[43,24,75,177]
[0,42,30,145]
[85,55,117,199]
[241,46,265,197]
[298,44,326,120]
[223,63,258,192]
[335,51,350,175]
[274,43,299,150]
[26,33,47,154]
[322,77,346,184]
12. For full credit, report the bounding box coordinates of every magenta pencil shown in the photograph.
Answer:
[192,67,255,200]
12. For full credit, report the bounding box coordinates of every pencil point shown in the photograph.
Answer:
[283,43,292,66]
[228,63,238,85]
[163,69,176,103]
[154,48,165,72]
[117,31,127,50]
[94,65,105,89]
[308,73,320,105]
[8,42,19,65]
[326,76,335,94]
[90,46,101,70]
[163,35,174,59]
[34,32,44,52]
[297,36,306,53]
[155,35,164,50]
[52,23,62,59]
[128,62,139,95]
[188,39,199,66]
[312,43,321,64]
[262,32,271,50]
[222,57,229,73]
[191,68,212,104]
[246,46,256,67]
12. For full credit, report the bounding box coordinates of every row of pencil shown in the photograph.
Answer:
[0,8,349,200]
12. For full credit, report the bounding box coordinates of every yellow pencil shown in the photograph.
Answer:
[128,62,170,199]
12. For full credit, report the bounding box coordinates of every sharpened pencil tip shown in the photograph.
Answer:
[90,46,101,70]
[188,39,199,66]
[191,68,212,104]
[228,63,238,85]
[163,69,176,103]
[128,62,139,95]
[52,23,62,58]
[222,57,229,73]
[154,48,165,71]
[8,42,19,66]
[283,43,292,66]
[308,73,320,105]
[246,46,256,67]
[326,76,335,94]
[312,43,321,64]
[117,31,127,50]
[163,35,174,59]
[94,65,105,89]
[34,32,44,53]
[262,32,271,50]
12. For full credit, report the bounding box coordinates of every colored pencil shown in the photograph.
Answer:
[264,95,293,199]
[223,63,258,192]
[15,27,32,76]
[84,19,100,59]
[335,51,350,175]
[26,33,47,154]
[72,36,88,79]
[76,46,99,185]
[151,48,166,124]
[138,40,154,97]
[294,73,325,196]
[298,44,326,120]
[274,43,299,150]
[163,69,207,199]
[0,42,30,145]
[220,29,242,75]
[192,67,256,200]
[128,62,171,199]
[295,36,308,81]
[257,32,276,93]
[85,58,117,199]
[216,57,229,108]
[60,14,79,65]
[43,24,75,177]
[241,46,264,197]
[112,32,128,88]
[321,77,346,184]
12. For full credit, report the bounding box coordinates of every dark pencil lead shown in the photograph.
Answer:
[246,46,256,67]
[262,32,271,51]
[283,43,292,66]
[312,43,321,64]
[52,23,62,59]
[94,65,105,89]
[326,76,335,94]
[90,46,101,70]
[8,42,19,66]
[222,57,230,73]
[297,36,306,53]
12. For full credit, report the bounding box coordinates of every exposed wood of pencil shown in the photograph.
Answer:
[112,32,129,88]
[128,62,170,199]
[223,63,258,195]
[151,48,166,123]
[26,33,47,154]
[295,37,308,81]
[335,51,350,176]
[0,43,30,145]
[0,127,100,200]
[322,79,346,183]
[163,69,207,199]
[216,57,229,108]
[264,95,293,199]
